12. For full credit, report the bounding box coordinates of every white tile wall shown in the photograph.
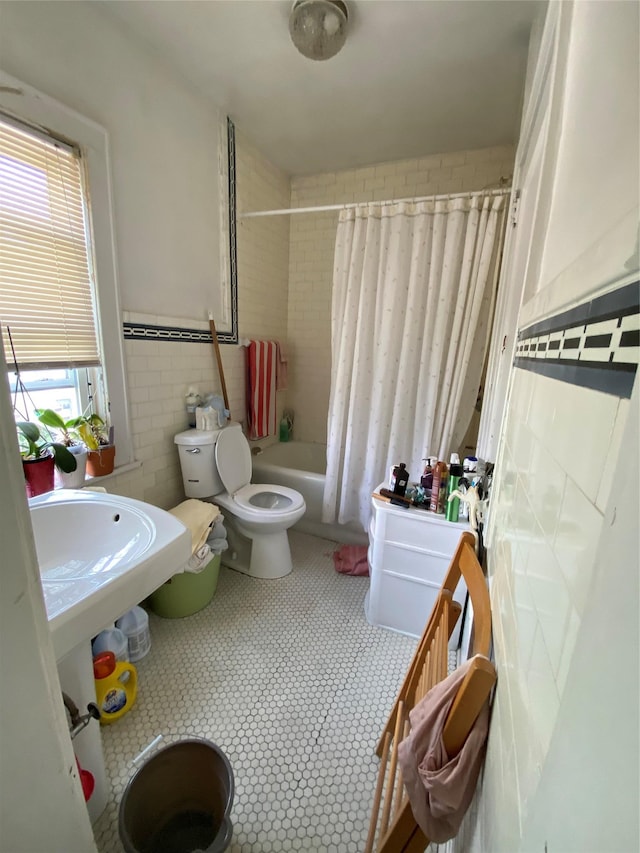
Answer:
[287,146,516,443]
[476,320,634,848]
[235,130,291,448]
[105,133,290,505]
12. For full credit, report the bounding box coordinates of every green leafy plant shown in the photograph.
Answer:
[16,421,77,473]
[35,409,86,447]
[76,413,110,451]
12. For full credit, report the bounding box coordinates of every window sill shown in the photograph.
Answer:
[53,460,142,492]
[84,460,142,484]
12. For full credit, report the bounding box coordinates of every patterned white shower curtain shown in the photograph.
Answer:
[322,194,507,529]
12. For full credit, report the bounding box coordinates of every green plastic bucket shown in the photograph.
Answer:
[149,554,221,618]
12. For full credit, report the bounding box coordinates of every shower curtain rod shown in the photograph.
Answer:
[238,186,511,219]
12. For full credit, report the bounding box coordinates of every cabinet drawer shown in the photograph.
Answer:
[381,543,451,585]
[385,512,468,557]
[372,573,439,639]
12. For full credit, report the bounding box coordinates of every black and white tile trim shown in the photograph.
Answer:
[123,322,237,345]
[514,279,639,398]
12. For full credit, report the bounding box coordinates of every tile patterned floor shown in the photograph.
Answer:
[93,532,418,853]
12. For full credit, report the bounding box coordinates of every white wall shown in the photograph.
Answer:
[0,339,97,852]
[0,0,221,320]
[0,3,291,508]
[472,2,640,850]
[287,146,516,444]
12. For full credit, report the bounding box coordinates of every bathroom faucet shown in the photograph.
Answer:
[62,692,101,739]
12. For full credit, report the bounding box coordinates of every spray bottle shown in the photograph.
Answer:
[429,460,448,513]
[446,453,464,522]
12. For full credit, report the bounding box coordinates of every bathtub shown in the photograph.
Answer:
[251,442,367,545]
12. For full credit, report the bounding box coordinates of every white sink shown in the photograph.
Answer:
[29,490,191,660]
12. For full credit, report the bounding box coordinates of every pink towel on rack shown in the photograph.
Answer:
[397,656,491,843]
[275,341,288,391]
[246,340,277,439]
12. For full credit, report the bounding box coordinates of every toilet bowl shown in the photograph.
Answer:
[175,423,305,579]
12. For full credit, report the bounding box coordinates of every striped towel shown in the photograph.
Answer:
[246,340,277,439]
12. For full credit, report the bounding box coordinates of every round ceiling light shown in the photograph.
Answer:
[289,0,349,61]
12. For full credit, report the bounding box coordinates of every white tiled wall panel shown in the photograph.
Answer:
[287,146,516,443]
[105,133,290,504]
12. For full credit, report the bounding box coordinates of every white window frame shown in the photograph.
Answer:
[0,71,133,466]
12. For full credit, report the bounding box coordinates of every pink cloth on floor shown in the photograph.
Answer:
[333,544,369,576]
[397,656,491,843]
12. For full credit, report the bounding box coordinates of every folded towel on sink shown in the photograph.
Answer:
[169,499,220,555]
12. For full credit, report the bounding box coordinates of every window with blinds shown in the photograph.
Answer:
[0,113,101,370]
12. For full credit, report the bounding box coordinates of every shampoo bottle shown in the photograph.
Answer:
[420,458,433,489]
[438,463,449,513]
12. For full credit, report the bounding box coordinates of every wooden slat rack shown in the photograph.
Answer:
[365,532,496,853]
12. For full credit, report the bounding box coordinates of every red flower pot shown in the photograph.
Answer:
[23,455,55,498]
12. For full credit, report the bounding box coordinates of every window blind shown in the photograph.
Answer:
[0,113,100,369]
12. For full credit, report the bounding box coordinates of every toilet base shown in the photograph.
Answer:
[222,516,293,579]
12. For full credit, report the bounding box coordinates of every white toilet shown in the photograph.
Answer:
[174,423,306,579]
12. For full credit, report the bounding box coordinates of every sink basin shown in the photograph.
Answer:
[29,490,191,660]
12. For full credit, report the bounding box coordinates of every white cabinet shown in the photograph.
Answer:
[366,488,471,644]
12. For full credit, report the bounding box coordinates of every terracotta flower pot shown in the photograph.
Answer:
[86,445,116,477]
[23,455,55,497]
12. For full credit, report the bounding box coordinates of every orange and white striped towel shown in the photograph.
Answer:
[246,340,277,439]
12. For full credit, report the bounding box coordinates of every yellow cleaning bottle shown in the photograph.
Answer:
[93,651,137,725]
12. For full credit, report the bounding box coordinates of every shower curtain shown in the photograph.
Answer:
[322,194,507,529]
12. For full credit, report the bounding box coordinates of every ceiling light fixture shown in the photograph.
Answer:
[289,0,349,61]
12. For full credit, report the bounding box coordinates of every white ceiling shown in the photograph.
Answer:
[97,0,544,176]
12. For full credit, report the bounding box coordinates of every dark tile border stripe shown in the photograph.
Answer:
[514,278,639,398]
[122,323,234,344]
[514,357,636,398]
[227,116,238,345]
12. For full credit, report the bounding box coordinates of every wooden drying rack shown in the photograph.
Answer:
[365,532,496,853]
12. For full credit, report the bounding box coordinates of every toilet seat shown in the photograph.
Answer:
[214,429,304,522]
[233,483,304,516]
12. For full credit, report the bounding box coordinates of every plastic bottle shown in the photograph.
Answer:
[446,456,464,522]
[279,417,290,442]
[92,626,129,663]
[420,458,432,489]
[391,463,409,497]
[93,651,137,725]
[185,387,201,429]
[115,606,151,662]
[429,461,448,513]
[438,463,449,513]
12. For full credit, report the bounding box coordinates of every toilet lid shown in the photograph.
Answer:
[214,427,252,495]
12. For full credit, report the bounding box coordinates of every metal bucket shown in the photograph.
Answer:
[119,738,234,853]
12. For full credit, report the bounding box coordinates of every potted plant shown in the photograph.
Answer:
[16,420,77,498]
[35,409,88,489]
[77,413,116,477]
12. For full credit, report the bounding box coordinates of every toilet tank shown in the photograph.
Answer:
[174,428,225,498]
[174,423,243,499]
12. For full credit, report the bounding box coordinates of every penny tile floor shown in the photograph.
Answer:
[93,531,419,853]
